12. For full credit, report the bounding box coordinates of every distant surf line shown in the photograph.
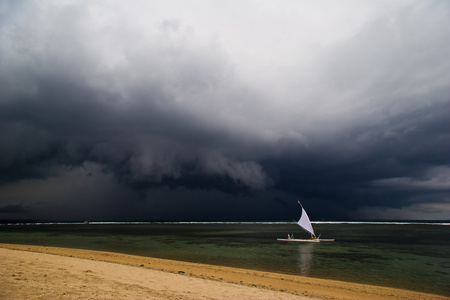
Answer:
[2,221,449,226]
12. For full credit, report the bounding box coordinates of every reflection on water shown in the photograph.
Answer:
[297,243,315,275]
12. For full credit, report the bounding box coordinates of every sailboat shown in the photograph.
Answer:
[277,200,335,242]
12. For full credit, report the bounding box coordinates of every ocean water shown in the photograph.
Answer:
[0,222,449,296]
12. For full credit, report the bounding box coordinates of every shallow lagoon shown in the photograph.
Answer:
[1,222,449,296]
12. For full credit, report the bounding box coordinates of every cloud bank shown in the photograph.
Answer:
[0,0,449,221]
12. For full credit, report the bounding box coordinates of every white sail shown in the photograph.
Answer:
[297,203,316,237]
[277,200,334,242]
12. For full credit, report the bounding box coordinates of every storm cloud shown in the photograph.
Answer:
[0,0,449,221]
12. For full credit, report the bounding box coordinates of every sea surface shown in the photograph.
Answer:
[0,222,449,296]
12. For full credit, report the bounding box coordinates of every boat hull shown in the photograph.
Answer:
[277,238,335,243]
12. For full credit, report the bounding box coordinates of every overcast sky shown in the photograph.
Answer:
[1,0,449,221]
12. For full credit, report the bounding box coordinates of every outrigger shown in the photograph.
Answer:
[277,200,335,242]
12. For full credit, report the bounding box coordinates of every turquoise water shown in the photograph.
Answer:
[0,222,449,296]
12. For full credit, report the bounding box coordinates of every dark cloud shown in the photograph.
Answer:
[0,204,29,214]
[0,1,449,221]
[0,1,270,191]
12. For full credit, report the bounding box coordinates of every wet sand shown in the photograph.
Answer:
[0,243,447,300]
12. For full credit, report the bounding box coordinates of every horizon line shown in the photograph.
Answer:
[1,220,449,226]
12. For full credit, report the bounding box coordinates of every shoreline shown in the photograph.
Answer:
[0,243,447,300]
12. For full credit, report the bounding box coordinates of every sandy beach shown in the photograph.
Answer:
[0,243,447,300]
